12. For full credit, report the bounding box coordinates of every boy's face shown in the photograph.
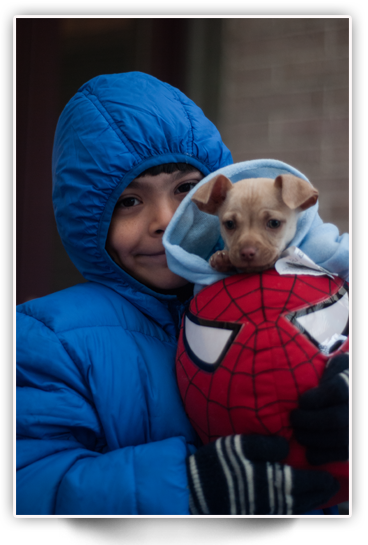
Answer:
[106,169,203,290]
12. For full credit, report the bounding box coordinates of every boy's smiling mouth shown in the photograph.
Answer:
[145,251,166,256]
[137,250,167,263]
[136,248,166,256]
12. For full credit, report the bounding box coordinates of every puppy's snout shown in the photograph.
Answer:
[240,246,257,260]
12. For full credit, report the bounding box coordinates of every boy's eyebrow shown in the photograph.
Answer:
[124,171,201,191]
[173,170,198,180]
[125,179,146,189]
[122,178,161,191]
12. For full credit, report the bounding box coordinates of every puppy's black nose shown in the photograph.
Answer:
[241,247,257,260]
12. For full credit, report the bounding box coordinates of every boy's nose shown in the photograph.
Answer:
[151,200,177,235]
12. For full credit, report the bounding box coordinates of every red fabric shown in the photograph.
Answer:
[176,269,349,508]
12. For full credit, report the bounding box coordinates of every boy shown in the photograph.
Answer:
[16,72,346,515]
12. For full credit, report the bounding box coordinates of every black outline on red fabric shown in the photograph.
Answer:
[285,284,349,352]
[183,310,242,372]
[178,273,349,443]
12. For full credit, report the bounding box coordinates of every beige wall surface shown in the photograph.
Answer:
[218,18,349,234]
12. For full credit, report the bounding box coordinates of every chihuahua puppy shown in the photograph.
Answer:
[191,173,319,273]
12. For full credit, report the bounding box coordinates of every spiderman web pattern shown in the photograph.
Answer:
[176,270,347,444]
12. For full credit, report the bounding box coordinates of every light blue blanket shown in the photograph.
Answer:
[163,159,349,292]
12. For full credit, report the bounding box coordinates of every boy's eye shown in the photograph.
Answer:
[117,197,141,208]
[176,181,199,194]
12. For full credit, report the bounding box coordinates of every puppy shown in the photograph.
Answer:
[191,173,319,273]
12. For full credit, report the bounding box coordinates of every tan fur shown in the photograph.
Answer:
[191,174,319,273]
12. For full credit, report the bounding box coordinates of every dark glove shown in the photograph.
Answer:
[290,353,349,466]
[187,435,339,515]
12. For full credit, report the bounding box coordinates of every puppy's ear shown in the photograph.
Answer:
[191,174,233,214]
[275,174,319,211]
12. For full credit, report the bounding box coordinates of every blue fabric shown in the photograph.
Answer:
[163,159,349,291]
[16,72,232,515]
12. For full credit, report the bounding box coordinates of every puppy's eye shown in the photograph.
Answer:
[267,219,281,229]
[224,220,236,230]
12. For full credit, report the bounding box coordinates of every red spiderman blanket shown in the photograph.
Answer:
[176,270,349,508]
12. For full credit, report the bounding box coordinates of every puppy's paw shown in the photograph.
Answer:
[209,250,235,272]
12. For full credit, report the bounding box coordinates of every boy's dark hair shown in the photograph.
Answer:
[138,163,202,177]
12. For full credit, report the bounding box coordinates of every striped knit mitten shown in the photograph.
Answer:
[187,435,339,515]
[291,353,349,465]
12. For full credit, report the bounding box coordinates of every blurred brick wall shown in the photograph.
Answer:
[218,18,349,234]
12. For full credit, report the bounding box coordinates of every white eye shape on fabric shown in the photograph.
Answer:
[286,286,349,355]
[183,311,241,372]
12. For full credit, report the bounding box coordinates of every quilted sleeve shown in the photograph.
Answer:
[16,311,192,515]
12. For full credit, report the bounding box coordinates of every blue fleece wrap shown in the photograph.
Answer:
[163,159,349,290]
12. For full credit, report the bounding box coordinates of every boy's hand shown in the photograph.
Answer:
[290,353,349,465]
[187,435,339,515]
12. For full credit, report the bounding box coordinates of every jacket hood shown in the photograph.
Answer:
[52,72,233,320]
[163,159,349,290]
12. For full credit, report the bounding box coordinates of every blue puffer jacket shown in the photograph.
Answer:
[16,72,233,515]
